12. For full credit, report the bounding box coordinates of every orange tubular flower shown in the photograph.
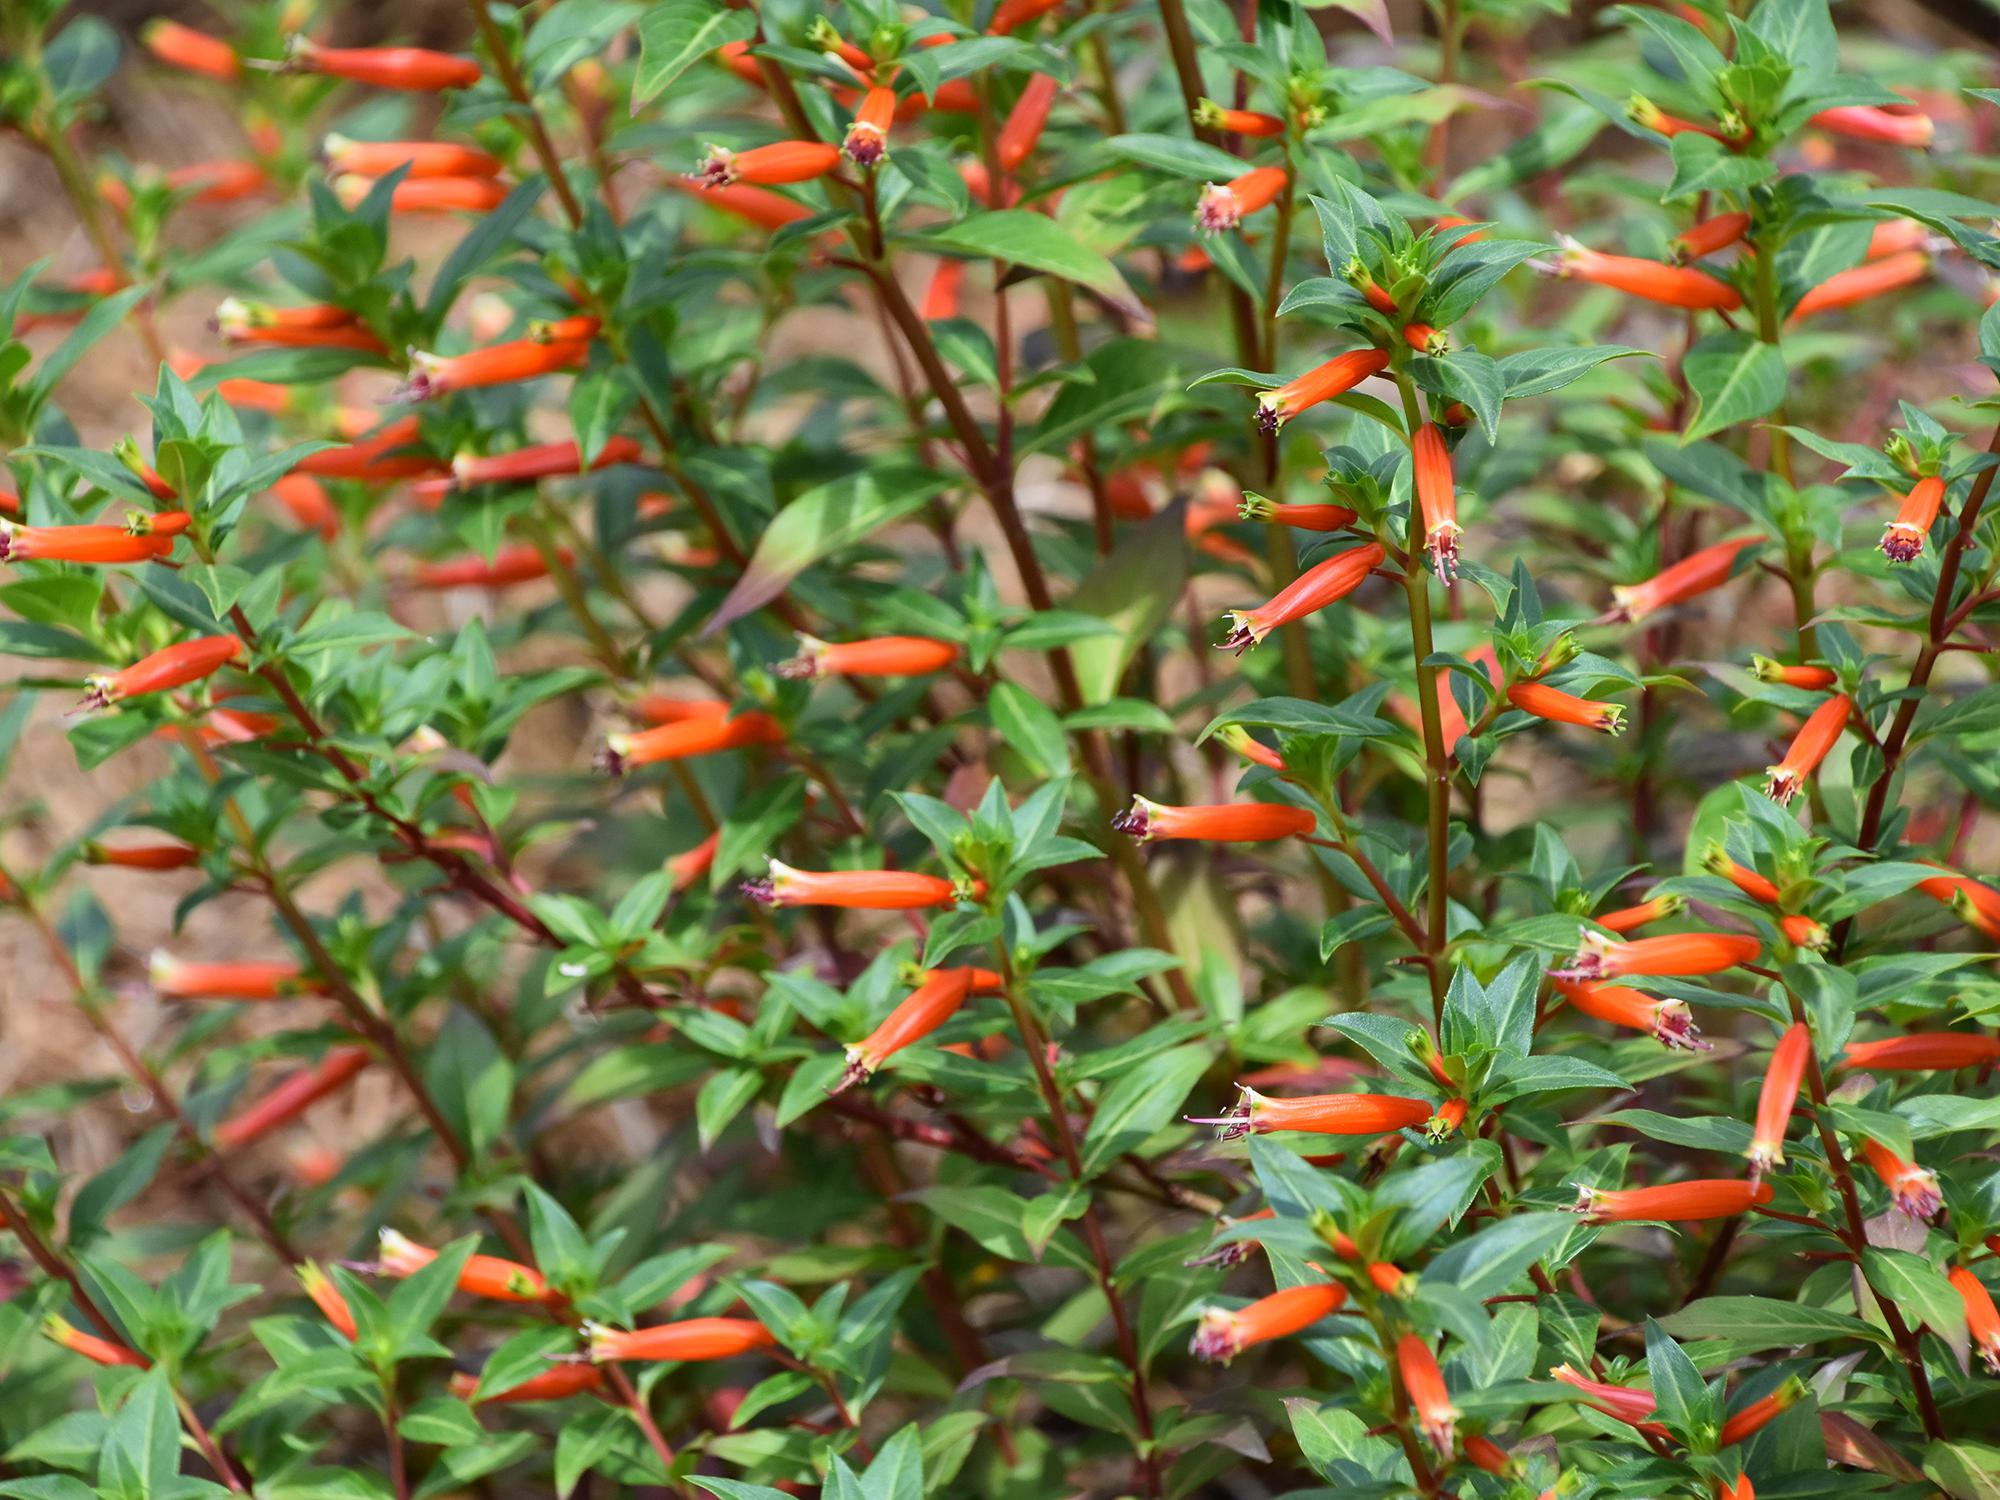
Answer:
[1507,682,1625,735]
[1610,536,1760,622]
[323,135,503,179]
[299,1262,357,1340]
[334,174,511,215]
[997,75,1060,173]
[1189,1282,1347,1363]
[440,437,644,491]
[835,967,977,1091]
[1219,541,1384,651]
[1764,694,1851,805]
[378,1229,555,1304]
[1551,1364,1658,1426]
[692,141,842,190]
[1555,977,1705,1050]
[1948,1266,2000,1372]
[1398,1335,1456,1454]
[1859,1137,1942,1219]
[399,337,591,401]
[0,523,172,565]
[1750,658,1837,690]
[1198,165,1288,234]
[777,635,961,679]
[1882,475,1945,563]
[1412,423,1460,580]
[453,1364,605,1404]
[83,635,241,711]
[1193,99,1285,136]
[213,1045,371,1150]
[1868,219,1927,260]
[1748,1023,1812,1175]
[667,831,720,891]
[85,841,198,871]
[923,258,965,320]
[44,1317,148,1369]
[988,0,1065,32]
[1721,1474,1755,1500]
[295,419,439,481]
[1189,1087,1434,1142]
[1248,354,1392,438]
[585,1317,776,1363]
[1463,1435,1516,1477]
[1556,930,1762,981]
[1917,868,2000,938]
[1718,1379,1803,1446]
[1596,892,1684,933]
[1672,211,1751,262]
[599,711,784,775]
[745,862,977,911]
[1789,251,1928,321]
[1812,105,1934,148]
[1703,847,1779,903]
[666,175,814,230]
[843,86,897,168]
[144,19,240,79]
[1238,495,1358,531]
[216,302,385,354]
[1628,95,1738,143]
[1112,797,1315,844]
[290,40,484,91]
[270,474,338,538]
[1573,1178,1773,1223]
[410,544,558,591]
[1842,1031,2000,1072]
[1554,239,1742,311]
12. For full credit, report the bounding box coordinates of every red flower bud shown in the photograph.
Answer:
[666,176,814,231]
[410,544,560,591]
[0,523,173,566]
[44,1317,148,1368]
[144,19,240,79]
[1811,105,1933,148]
[1948,1266,2000,1372]
[1718,1379,1803,1446]
[85,841,198,871]
[1237,494,1357,531]
[835,967,978,1091]
[1594,892,1684,933]
[1702,846,1780,903]
[299,1262,357,1340]
[1789,251,1928,322]
[1193,99,1286,137]
[1916,867,2000,939]
[1749,657,1836,689]
[378,1229,555,1304]
[600,710,784,774]
[1610,536,1760,622]
[452,1363,605,1404]
[988,0,1065,32]
[398,337,592,402]
[1671,211,1751,262]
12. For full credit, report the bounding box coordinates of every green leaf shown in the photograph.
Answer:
[423,1008,513,1158]
[988,682,1070,776]
[1682,332,1786,444]
[1078,1043,1212,1177]
[919,212,1136,308]
[1862,1249,1966,1347]
[96,1369,178,1500]
[70,1125,174,1245]
[1666,133,1775,200]
[1422,1213,1572,1299]
[1497,345,1652,398]
[1644,1318,1707,1438]
[1102,133,1245,181]
[1659,1296,1882,1346]
[703,465,949,633]
[1061,499,1189,704]
[633,0,756,106]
